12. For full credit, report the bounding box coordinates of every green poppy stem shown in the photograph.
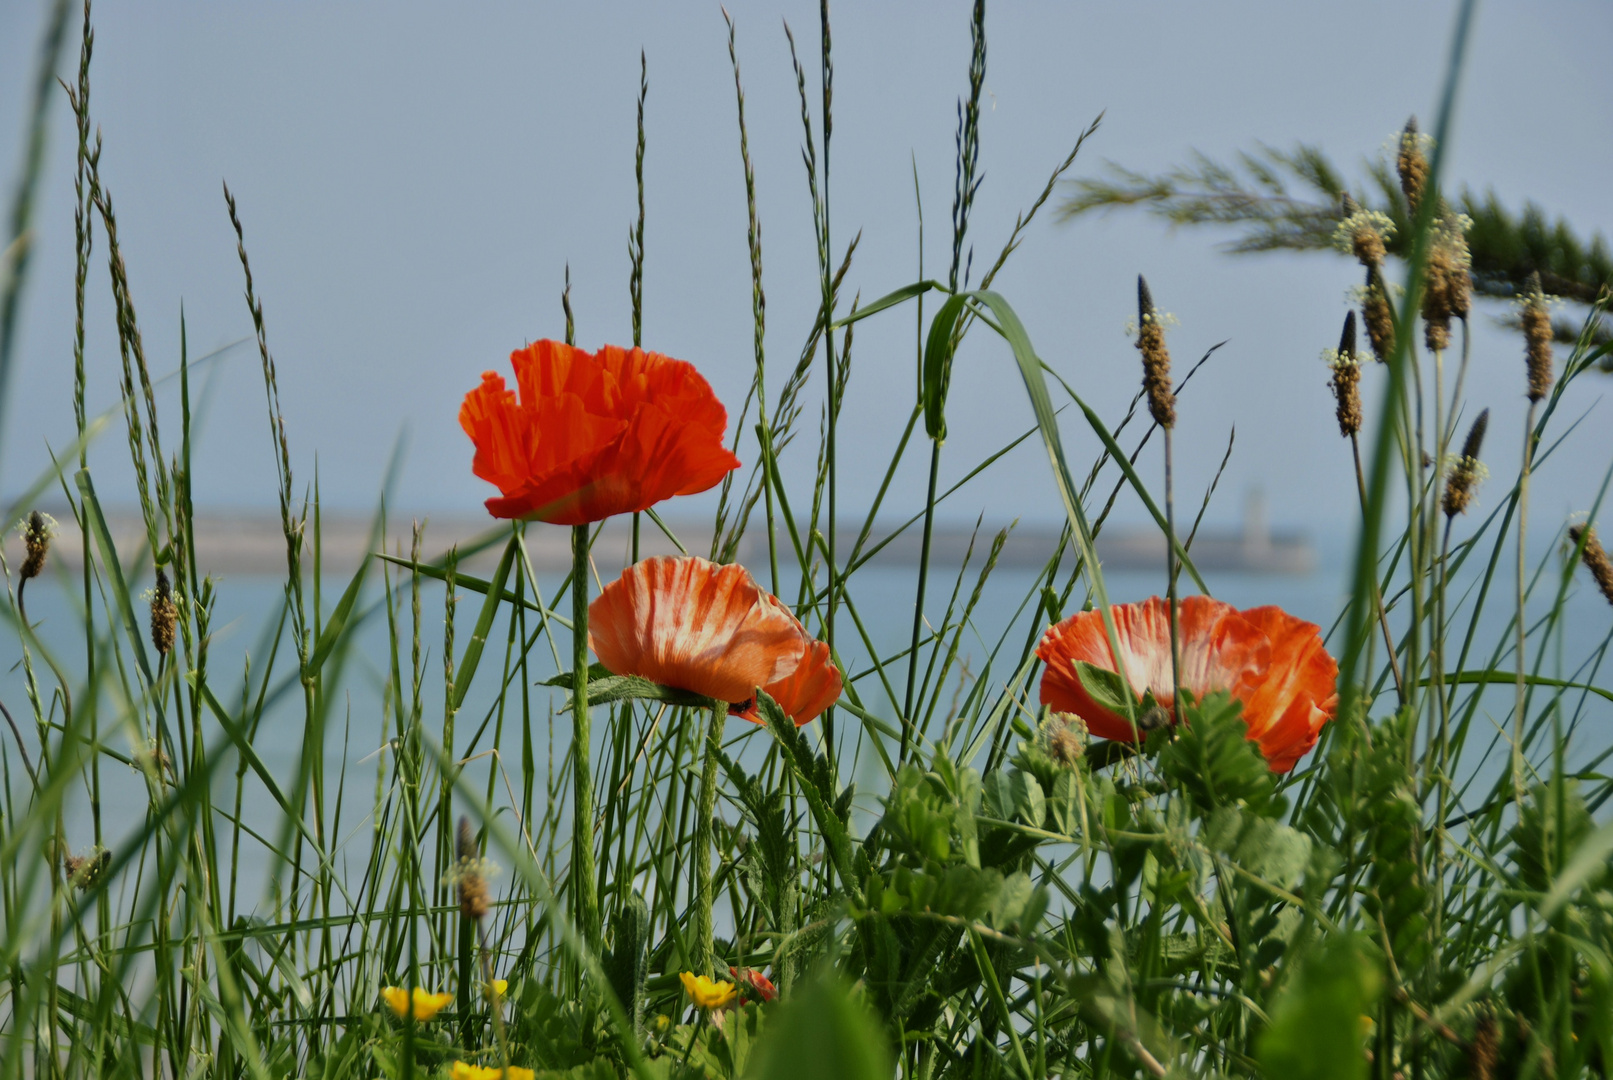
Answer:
[693,699,725,977]
[571,524,600,953]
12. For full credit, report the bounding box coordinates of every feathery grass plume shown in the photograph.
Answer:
[1521,271,1553,401]
[148,567,175,656]
[1136,275,1174,428]
[1325,311,1362,437]
[20,510,54,582]
[453,816,489,921]
[1568,525,1613,606]
[1397,116,1429,216]
[1362,265,1396,361]
[1442,408,1490,517]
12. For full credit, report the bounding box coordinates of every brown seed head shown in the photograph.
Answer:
[1352,224,1387,269]
[21,511,52,582]
[1363,267,1396,362]
[1569,525,1613,607]
[1422,244,1454,353]
[1442,408,1489,518]
[1040,711,1087,766]
[1522,272,1554,402]
[1467,1010,1498,1080]
[1136,275,1175,428]
[1328,312,1363,438]
[455,816,489,921]
[1398,116,1429,217]
[150,569,176,657]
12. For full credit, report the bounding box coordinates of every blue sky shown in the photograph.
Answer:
[2,1,1609,534]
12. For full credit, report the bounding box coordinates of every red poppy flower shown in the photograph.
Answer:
[588,557,838,723]
[1035,596,1337,772]
[459,340,741,525]
[732,634,843,728]
[728,966,778,1003]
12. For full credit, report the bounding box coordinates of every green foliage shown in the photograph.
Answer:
[1060,140,1613,333]
[1256,935,1383,1080]
[743,977,892,1080]
[1159,692,1281,815]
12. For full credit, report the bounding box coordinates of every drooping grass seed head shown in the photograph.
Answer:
[1521,272,1554,402]
[1362,266,1396,362]
[1568,524,1613,606]
[1442,408,1490,518]
[1136,275,1175,428]
[1397,116,1429,217]
[20,511,56,582]
[1325,311,1363,437]
[149,569,176,656]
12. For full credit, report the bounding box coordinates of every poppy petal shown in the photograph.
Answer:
[1236,606,1338,772]
[588,557,805,704]
[735,638,842,727]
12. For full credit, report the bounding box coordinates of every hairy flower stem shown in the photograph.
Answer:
[570,524,599,954]
[1351,435,1407,700]
[693,700,725,977]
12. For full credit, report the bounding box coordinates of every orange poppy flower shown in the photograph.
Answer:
[589,558,839,721]
[459,340,741,525]
[1035,596,1337,772]
[732,634,843,728]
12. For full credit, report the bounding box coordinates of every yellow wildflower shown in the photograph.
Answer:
[381,985,453,1021]
[679,971,738,1010]
[486,978,509,1002]
[450,1063,534,1080]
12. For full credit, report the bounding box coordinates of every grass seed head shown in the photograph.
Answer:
[149,568,176,656]
[1327,311,1363,437]
[1136,275,1175,428]
[1442,408,1489,517]
[1569,524,1613,606]
[20,511,55,582]
[1398,116,1429,217]
[1522,272,1554,402]
[1466,1010,1499,1080]
[1422,244,1454,353]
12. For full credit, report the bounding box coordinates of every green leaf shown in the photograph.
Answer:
[1257,935,1382,1080]
[921,292,972,441]
[743,975,893,1080]
[75,469,153,685]
[450,533,517,711]
[1159,691,1277,814]
[758,691,860,903]
[1074,661,1137,718]
[828,279,946,330]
